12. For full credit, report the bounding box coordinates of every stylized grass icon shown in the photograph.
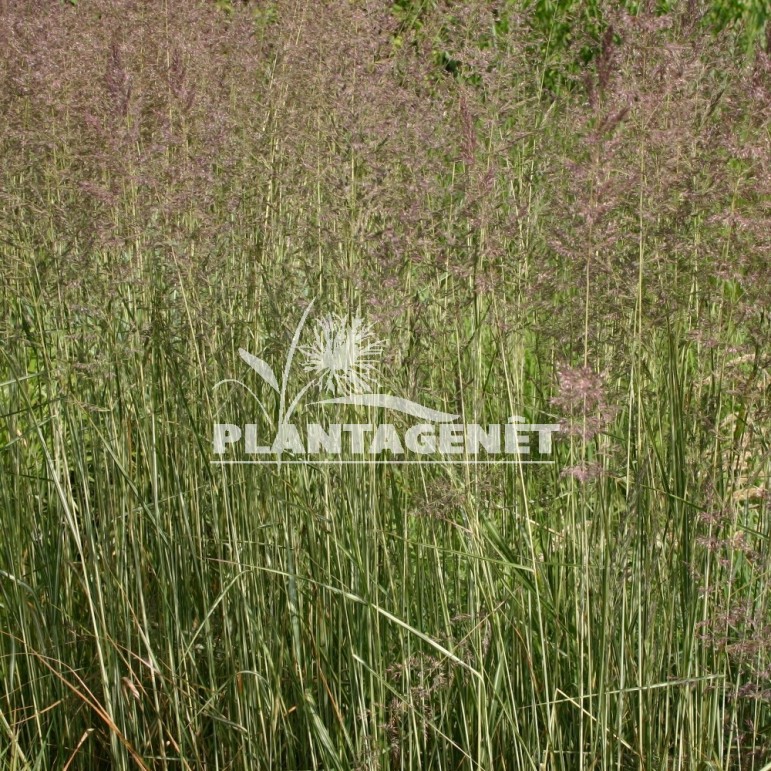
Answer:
[214,300,459,454]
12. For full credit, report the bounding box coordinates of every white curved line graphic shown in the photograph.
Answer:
[311,394,459,423]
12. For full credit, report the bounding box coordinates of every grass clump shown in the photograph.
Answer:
[1,1,769,768]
